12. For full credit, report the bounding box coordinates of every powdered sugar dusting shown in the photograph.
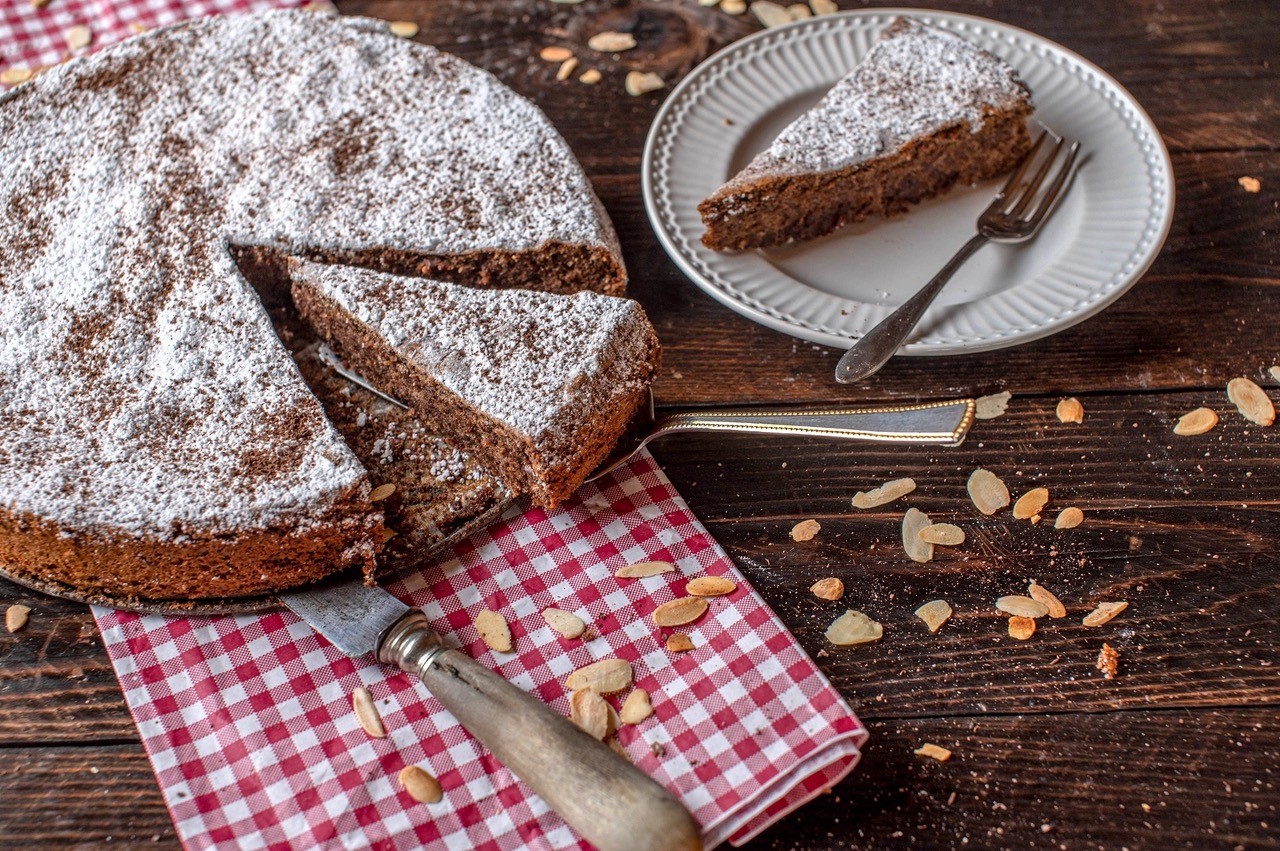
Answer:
[0,10,618,538]
[737,18,1031,180]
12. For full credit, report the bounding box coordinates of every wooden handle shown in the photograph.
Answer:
[379,611,702,851]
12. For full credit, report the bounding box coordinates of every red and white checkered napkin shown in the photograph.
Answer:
[94,452,867,849]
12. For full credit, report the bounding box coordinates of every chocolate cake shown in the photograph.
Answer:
[0,11,626,602]
[699,17,1034,251]
[291,261,661,510]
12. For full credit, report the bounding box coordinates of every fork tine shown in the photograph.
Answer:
[992,130,1049,204]
[1006,135,1066,219]
[1025,140,1081,228]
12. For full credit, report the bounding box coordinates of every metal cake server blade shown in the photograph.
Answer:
[279,578,702,851]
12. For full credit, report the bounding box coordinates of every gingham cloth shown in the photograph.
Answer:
[4,1,866,847]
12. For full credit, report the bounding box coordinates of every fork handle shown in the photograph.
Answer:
[835,233,989,384]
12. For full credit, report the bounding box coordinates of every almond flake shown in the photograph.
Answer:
[398,766,443,804]
[1,67,34,86]
[967,469,1010,515]
[588,31,637,52]
[624,71,664,96]
[1012,487,1049,520]
[1008,616,1036,640]
[578,68,602,85]
[810,577,844,601]
[1054,506,1084,529]
[914,599,952,633]
[539,46,574,62]
[665,633,695,653]
[379,527,398,544]
[1027,582,1067,618]
[996,595,1049,619]
[6,604,31,633]
[751,1,792,27]
[809,0,838,12]
[1238,176,1262,193]
[824,610,883,646]
[32,0,52,8]
[787,3,812,19]
[902,507,934,564]
[619,688,654,724]
[542,608,586,639]
[569,689,611,740]
[1227,377,1275,426]
[1056,397,1084,424]
[653,596,708,627]
[388,21,419,38]
[66,25,92,50]
[565,658,633,694]
[474,609,513,653]
[555,57,579,81]
[615,560,675,578]
[699,0,722,5]
[129,23,150,34]
[919,523,964,546]
[369,483,396,502]
[1083,601,1128,628]
[1096,642,1120,678]
[352,686,386,738]
[686,576,736,597]
[721,0,747,14]
[974,391,1012,420]
[852,477,916,509]
[790,518,821,541]
[1173,407,1218,436]
[1269,366,1280,384]
[915,742,952,762]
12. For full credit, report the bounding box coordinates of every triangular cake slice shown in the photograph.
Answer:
[699,17,1034,250]
[291,261,661,509]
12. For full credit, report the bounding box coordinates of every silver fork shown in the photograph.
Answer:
[834,130,1081,384]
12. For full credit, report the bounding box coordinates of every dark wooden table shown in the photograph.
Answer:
[3,1,1278,847]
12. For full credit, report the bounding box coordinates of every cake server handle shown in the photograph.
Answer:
[378,611,703,851]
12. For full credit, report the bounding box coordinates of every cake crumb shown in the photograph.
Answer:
[1096,642,1120,678]
[1238,176,1261,193]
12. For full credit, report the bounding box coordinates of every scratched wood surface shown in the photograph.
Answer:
[2,1,1278,848]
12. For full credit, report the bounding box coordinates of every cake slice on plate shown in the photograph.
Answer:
[291,261,661,510]
[699,17,1034,251]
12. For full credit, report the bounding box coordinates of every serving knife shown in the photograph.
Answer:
[281,579,703,851]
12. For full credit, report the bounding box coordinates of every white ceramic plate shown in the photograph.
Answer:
[642,9,1175,354]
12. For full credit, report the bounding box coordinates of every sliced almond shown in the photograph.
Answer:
[1008,616,1036,640]
[565,658,633,694]
[1054,506,1084,530]
[1173,407,1218,436]
[787,3,812,19]
[686,576,736,597]
[369,483,396,502]
[967,469,1010,515]
[626,71,665,96]
[474,609,513,653]
[352,686,386,738]
[902,508,934,563]
[1083,601,1128,628]
[615,560,675,578]
[914,742,952,762]
[809,0,838,12]
[914,599,952,633]
[852,477,916,509]
[539,46,574,62]
[1239,176,1262,193]
[570,689,611,740]
[578,68,602,85]
[824,610,883,646]
[379,526,398,544]
[810,577,844,601]
[588,31,637,52]
[619,688,654,724]
[1227,377,1275,426]
[1056,397,1084,424]
[66,25,92,50]
[665,633,695,653]
[996,595,1049,619]
[1027,582,1067,619]
[398,765,443,803]
[542,608,586,639]
[555,57,579,81]
[721,0,747,13]
[388,20,419,38]
[1269,366,1280,384]
[790,518,821,541]
[1012,487,1049,520]
[5,604,31,633]
[653,596,708,627]
[974,391,1012,420]
[750,0,792,27]
[32,0,52,8]
[699,0,722,5]
[0,67,34,86]
[918,523,965,546]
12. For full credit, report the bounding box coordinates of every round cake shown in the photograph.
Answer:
[0,10,628,602]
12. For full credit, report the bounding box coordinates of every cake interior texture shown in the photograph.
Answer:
[291,261,661,510]
[699,17,1035,251]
